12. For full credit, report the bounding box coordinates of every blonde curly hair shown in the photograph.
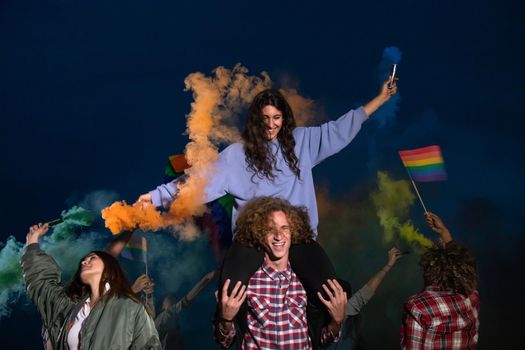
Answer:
[234,196,314,249]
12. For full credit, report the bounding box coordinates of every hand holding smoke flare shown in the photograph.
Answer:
[388,64,398,90]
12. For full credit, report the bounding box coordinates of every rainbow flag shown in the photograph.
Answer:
[398,145,447,182]
[121,234,147,263]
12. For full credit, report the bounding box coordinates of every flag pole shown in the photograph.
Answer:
[409,176,428,213]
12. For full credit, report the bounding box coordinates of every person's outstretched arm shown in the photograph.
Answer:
[105,230,135,257]
[302,79,398,167]
[22,224,75,331]
[345,247,403,316]
[363,79,398,116]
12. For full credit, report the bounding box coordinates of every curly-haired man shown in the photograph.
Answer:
[214,197,347,349]
[401,212,480,349]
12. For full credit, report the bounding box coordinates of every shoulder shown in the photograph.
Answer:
[107,297,144,314]
[220,143,245,158]
[404,290,432,313]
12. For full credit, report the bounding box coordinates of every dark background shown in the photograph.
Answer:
[1,0,524,348]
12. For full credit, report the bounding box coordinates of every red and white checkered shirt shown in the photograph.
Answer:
[216,260,339,349]
[400,286,480,350]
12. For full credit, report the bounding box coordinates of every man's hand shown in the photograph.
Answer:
[219,279,246,322]
[26,223,49,246]
[318,279,347,327]
[424,212,452,243]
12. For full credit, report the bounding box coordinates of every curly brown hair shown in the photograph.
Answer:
[242,89,300,180]
[234,197,313,250]
[420,241,478,296]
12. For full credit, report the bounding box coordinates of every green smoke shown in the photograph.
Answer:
[0,206,98,319]
[49,206,95,242]
[372,171,432,249]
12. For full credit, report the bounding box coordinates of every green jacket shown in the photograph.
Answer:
[22,243,162,350]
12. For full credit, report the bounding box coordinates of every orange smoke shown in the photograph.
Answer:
[102,201,163,234]
[102,64,319,238]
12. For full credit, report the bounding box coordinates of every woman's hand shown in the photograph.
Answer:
[363,78,398,116]
[136,193,153,206]
[26,223,49,246]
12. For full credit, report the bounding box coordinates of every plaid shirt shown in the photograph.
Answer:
[400,286,480,350]
[216,260,339,349]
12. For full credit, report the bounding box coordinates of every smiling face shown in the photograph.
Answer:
[264,210,292,270]
[262,105,283,141]
[80,253,105,284]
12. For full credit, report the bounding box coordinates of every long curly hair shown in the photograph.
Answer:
[234,196,313,249]
[65,250,141,304]
[420,241,478,296]
[242,89,300,180]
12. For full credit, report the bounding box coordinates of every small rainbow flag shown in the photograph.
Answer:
[398,145,447,182]
[121,234,147,263]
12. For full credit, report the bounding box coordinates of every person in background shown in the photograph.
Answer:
[155,271,216,350]
[400,212,480,349]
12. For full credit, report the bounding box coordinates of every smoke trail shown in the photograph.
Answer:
[280,88,320,126]
[371,171,432,248]
[373,46,402,127]
[0,201,102,319]
[0,237,24,317]
[49,206,95,242]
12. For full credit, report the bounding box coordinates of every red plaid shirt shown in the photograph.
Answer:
[216,260,339,349]
[400,286,480,350]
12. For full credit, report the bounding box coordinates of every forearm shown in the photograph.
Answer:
[345,284,374,316]
[320,319,342,346]
[214,321,236,349]
[366,263,394,292]
[439,229,453,244]
[105,230,134,256]
[363,94,390,117]
[186,271,215,302]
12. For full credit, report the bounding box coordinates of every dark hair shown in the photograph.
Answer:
[420,241,478,296]
[242,89,300,180]
[65,251,141,304]
[234,196,313,249]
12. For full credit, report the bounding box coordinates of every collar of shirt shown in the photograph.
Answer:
[424,285,453,293]
[261,260,292,281]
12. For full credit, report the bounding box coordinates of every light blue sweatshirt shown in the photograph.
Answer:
[150,106,368,238]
